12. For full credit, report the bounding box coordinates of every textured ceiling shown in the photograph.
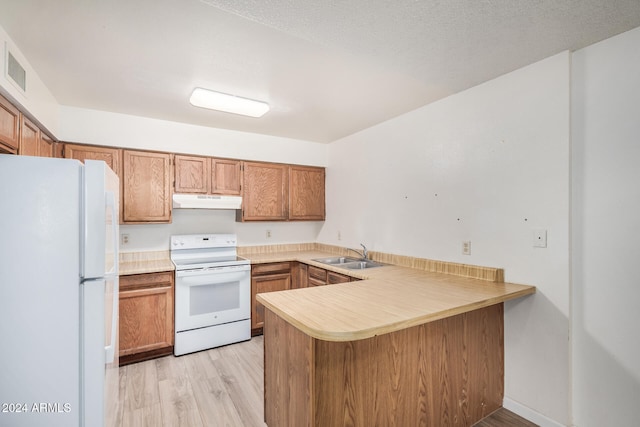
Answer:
[1,0,639,143]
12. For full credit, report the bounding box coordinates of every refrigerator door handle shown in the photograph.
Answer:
[104,191,119,364]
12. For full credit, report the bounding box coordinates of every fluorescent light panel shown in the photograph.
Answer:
[189,88,269,118]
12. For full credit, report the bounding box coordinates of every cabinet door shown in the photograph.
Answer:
[0,94,20,153]
[38,133,54,158]
[308,265,327,287]
[18,116,39,157]
[174,154,209,194]
[123,150,172,223]
[240,161,288,221]
[119,272,174,363]
[64,143,122,176]
[289,165,325,220]
[251,273,291,331]
[211,158,241,195]
[65,144,123,222]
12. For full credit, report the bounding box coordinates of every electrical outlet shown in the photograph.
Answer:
[266,230,272,238]
[338,231,342,240]
[121,233,129,245]
[462,241,471,255]
[533,229,547,248]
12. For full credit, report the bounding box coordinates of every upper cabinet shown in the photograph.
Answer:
[64,143,123,221]
[39,133,54,158]
[211,158,241,195]
[238,162,326,222]
[239,161,289,221]
[123,150,173,223]
[19,116,39,157]
[64,143,122,175]
[0,94,20,154]
[289,165,325,221]
[174,154,241,195]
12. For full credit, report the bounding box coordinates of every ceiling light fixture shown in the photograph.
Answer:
[189,88,270,118]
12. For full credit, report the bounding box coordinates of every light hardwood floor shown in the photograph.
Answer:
[117,336,266,427]
[117,335,537,427]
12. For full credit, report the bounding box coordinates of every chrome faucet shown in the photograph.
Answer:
[349,243,368,260]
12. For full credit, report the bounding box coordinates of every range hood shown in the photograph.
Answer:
[172,194,242,210]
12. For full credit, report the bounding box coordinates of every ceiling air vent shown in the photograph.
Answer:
[5,47,26,93]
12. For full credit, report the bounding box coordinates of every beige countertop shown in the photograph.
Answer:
[119,251,174,276]
[251,250,535,342]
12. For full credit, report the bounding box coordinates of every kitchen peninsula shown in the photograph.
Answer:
[253,249,535,427]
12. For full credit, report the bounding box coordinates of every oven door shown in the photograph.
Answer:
[175,264,250,332]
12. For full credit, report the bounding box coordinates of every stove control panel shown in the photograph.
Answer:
[170,234,237,250]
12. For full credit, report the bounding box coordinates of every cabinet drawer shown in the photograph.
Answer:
[252,262,291,276]
[327,271,351,284]
[120,271,174,291]
[308,276,326,287]
[308,265,327,281]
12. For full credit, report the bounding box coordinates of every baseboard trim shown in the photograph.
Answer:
[503,398,567,427]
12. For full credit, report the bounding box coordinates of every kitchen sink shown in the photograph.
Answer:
[312,256,362,265]
[341,260,385,269]
[312,257,384,269]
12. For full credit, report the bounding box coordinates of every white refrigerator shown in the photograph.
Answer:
[0,154,119,427]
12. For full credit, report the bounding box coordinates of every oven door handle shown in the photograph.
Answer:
[177,270,249,286]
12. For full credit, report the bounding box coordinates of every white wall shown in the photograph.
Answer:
[0,24,59,136]
[319,53,572,425]
[571,27,640,427]
[56,106,328,251]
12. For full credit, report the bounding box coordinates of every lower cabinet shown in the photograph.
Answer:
[308,265,357,286]
[119,271,174,365]
[251,262,291,335]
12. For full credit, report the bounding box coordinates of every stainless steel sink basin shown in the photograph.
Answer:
[341,260,385,269]
[312,257,384,269]
[312,256,361,265]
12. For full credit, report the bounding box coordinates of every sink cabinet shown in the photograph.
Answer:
[308,265,357,286]
[251,262,292,335]
[119,271,174,365]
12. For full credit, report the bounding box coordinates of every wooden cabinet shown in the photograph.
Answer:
[64,143,123,221]
[308,264,357,286]
[289,165,325,220]
[119,271,174,365]
[251,262,291,335]
[240,161,288,221]
[211,158,241,195]
[0,94,20,154]
[39,133,54,158]
[64,143,122,175]
[18,116,55,158]
[174,154,209,193]
[18,115,39,157]
[238,161,325,222]
[308,265,328,287]
[122,150,173,223]
[174,154,241,195]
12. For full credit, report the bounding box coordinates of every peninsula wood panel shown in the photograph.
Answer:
[123,150,172,223]
[264,303,504,427]
[0,94,20,153]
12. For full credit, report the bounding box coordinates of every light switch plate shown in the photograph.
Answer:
[533,229,547,248]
